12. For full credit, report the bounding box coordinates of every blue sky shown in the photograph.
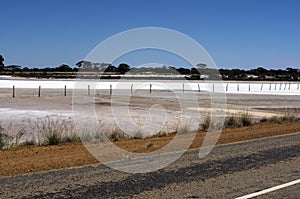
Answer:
[0,0,299,69]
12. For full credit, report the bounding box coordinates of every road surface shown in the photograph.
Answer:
[0,132,299,198]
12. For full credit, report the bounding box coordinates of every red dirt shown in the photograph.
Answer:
[1,121,300,177]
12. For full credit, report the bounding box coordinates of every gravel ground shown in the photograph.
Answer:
[0,132,299,198]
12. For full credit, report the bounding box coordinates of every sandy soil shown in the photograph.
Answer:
[1,121,300,177]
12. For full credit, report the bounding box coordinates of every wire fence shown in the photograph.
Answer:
[0,82,300,98]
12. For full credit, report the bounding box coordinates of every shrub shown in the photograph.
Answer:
[201,116,211,131]
[224,116,241,128]
[268,115,300,124]
[260,117,268,123]
[240,113,253,127]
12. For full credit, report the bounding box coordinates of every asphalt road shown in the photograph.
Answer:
[0,132,299,199]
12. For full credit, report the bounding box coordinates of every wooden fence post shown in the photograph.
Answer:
[131,84,133,94]
[110,84,112,95]
[64,85,67,96]
[198,84,200,92]
[150,84,152,93]
[13,85,15,98]
[88,85,90,95]
[182,83,184,93]
[38,86,41,97]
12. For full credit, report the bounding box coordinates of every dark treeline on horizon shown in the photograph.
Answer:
[0,55,299,81]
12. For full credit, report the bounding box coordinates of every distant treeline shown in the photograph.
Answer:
[0,58,299,81]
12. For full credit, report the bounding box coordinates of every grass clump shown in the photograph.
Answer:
[0,123,19,149]
[201,116,211,131]
[109,126,126,142]
[200,115,223,132]
[34,116,75,146]
[45,132,61,146]
[133,128,143,139]
[158,131,168,137]
[224,116,241,128]
[240,113,253,127]
[268,115,300,124]
[145,142,154,148]
[176,121,191,134]
[224,113,253,128]
[0,125,8,150]
[201,112,253,132]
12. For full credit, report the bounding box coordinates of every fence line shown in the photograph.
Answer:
[1,82,300,98]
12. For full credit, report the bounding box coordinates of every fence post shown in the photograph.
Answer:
[64,85,67,96]
[237,84,239,92]
[131,84,133,94]
[38,86,41,97]
[226,83,228,92]
[289,83,291,90]
[183,83,184,93]
[249,84,251,92]
[298,83,299,90]
[213,83,215,93]
[110,84,112,95]
[198,84,200,92]
[261,84,263,91]
[275,83,277,90]
[150,84,152,93]
[269,83,271,91]
[13,85,15,98]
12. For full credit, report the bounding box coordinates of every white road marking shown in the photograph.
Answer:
[235,179,300,199]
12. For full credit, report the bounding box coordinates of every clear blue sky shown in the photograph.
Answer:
[0,0,299,69]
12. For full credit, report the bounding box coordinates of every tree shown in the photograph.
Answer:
[56,64,72,72]
[176,67,191,75]
[117,63,130,74]
[76,60,92,68]
[0,55,4,70]
[5,65,21,71]
[105,65,118,73]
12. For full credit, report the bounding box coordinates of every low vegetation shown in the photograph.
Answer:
[0,110,299,150]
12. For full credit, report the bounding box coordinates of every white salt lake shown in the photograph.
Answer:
[0,78,300,95]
